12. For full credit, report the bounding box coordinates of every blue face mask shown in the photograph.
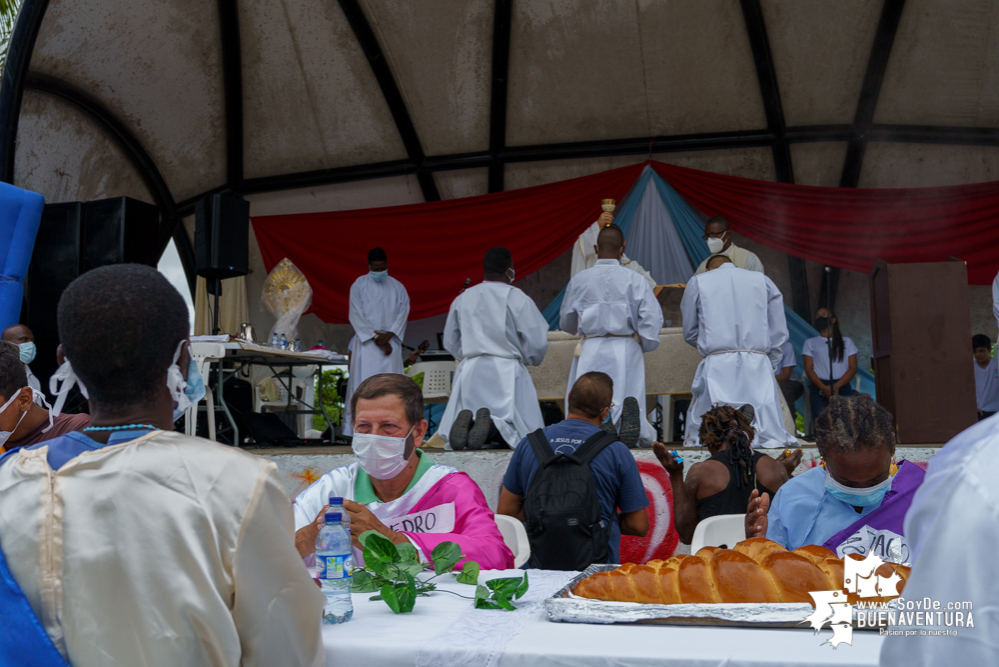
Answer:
[18,341,36,365]
[824,471,892,507]
[168,341,207,422]
[370,270,388,283]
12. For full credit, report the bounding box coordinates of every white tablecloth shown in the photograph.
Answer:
[323,570,884,667]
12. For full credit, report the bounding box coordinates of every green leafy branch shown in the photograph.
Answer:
[350,530,528,613]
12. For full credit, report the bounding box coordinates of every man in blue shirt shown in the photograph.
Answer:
[497,371,650,564]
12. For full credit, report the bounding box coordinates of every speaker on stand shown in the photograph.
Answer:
[195,193,249,335]
[194,193,250,444]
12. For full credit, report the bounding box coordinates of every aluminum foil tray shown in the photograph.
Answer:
[545,565,817,629]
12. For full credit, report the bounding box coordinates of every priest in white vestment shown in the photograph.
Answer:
[681,255,796,448]
[570,210,656,288]
[561,224,663,447]
[693,216,765,274]
[0,265,324,667]
[344,247,410,435]
[295,373,514,570]
[437,247,549,449]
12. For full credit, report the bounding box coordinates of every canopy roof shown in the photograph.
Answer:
[3,0,999,284]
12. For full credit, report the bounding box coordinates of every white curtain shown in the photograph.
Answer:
[624,177,696,285]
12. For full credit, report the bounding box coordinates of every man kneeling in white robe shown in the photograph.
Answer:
[295,373,514,570]
[438,247,549,449]
[561,224,663,447]
[681,255,796,448]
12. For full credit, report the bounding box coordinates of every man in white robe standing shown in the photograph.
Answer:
[693,216,765,274]
[438,247,548,449]
[681,255,796,448]
[561,224,663,447]
[344,247,410,435]
[570,209,656,288]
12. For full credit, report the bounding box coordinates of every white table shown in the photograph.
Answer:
[323,570,884,667]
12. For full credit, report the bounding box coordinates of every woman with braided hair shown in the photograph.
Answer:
[653,405,794,546]
[746,393,925,563]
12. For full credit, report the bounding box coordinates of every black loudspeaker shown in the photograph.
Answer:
[195,193,249,279]
[82,197,160,271]
[25,202,83,389]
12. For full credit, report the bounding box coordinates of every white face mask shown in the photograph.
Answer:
[50,359,90,417]
[706,236,726,254]
[351,426,415,480]
[0,390,28,448]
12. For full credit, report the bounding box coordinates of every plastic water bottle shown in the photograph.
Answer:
[280,333,288,350]
[270,333,279,348]
[329,497,350,535]
[295,337,302,352]
[316,512,353,624]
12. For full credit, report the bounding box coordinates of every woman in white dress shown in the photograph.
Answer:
[801,308,858,429]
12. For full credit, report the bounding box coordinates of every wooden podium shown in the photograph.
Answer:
[870,260,977,444]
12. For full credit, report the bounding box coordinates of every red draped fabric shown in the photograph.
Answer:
[652,161,999,285]
[252,163,645,323]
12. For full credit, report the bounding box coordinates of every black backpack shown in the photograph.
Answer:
[522,428,617,570]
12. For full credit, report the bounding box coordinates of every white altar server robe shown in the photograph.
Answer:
[438,281,548,447]
[879,417,999,666]
[681,263,796,448]
[0,430,325,667]
[560,259,663,446]
[345,273,410,434]
[570,221,656,288]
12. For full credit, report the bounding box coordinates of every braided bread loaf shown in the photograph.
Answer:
[573,538,910,606]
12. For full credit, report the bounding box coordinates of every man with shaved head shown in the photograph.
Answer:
[694,216,764,274]
[681,246,796,448]
[498,371,649,567]
[560,224,663,447]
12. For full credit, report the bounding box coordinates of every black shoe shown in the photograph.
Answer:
[619,397,641,448]
[738,404,756,425]
[467,408,492,450]
[600,421,617,437]
[449,409,473,450]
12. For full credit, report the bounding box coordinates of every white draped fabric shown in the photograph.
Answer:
[569,220,656,288]
[344,273,410,435]
[622,177,696,286]
[560,259,663,446]
[437,282,549,447]
[681,264,795,448]
[0,430,325,667]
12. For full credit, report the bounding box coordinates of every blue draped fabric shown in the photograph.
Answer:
[0,182,44,330]
[541,168,652,329]
[650,172,875,399]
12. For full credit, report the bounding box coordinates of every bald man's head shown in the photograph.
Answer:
[706,254,733,271]
[595,224,625,259]
[567,371,614,420]
[1,324,33,344]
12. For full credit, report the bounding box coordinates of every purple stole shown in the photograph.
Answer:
[822,461,925,564]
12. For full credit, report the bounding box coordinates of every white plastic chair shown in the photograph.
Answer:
[405,361,454,403]
[494,514,531,569]
[689,514,746,554]
[186,342,226,441]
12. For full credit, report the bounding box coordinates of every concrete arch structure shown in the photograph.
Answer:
[4,0,999,357]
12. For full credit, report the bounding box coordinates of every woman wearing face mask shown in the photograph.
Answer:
[802,308,858,429]
[745,394,924,563]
